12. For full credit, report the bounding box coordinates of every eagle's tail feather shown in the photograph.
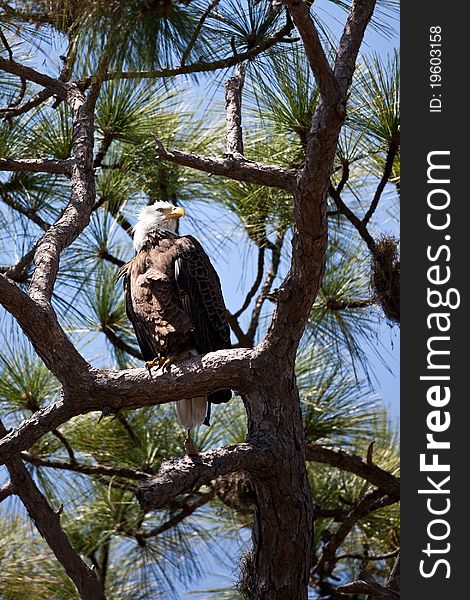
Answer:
[175,397,207,430]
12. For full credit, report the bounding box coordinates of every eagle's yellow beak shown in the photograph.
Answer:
[167,206,185,219]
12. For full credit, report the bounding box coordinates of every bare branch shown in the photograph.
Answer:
[226,312,251,347]
[305,444,400,497]
[262,0,378,354]
[154,138,297,190]
[136,443,276,511]
[0,56,68,97]
[334,0,378,96]
[314,488,388,578]
[0,348,256,465]
[225,63,245,157]
[21,452,151,481]
[0,33,78,119]
[29,84,95,303]
[0,157,74,174]
[103,17,295,83]
[386,554,400,593]
[51,429,76,462]
[0,246,36,282]
[362,133,400,226]
[0,186,50,230]
[246,230,284,345]
[233,245,265,318]
[283,1,339,104]
[0,87,53,118]
[336,548,399,562]
[329,183,377,253]
[97,250,125,268]
[103,327,143,360]
[337,567,400,599]
[138,487,217,538]
[0,27,26,108]
[0,273,90,381]
[0,420,106,600]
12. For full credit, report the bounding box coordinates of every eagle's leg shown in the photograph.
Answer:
[145,350,192,372]
[159,350,192,370]
[145,356,164,371]
[184,429,199,456]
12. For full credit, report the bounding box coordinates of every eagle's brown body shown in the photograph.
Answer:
[120,229,232,426]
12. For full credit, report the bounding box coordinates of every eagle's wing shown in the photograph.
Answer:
[175,235,231,355]
[120,258,160,361]
[120,239,194,362]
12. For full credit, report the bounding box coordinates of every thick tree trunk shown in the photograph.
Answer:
[241,361,313,599]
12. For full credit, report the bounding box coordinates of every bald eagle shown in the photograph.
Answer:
[120,201,232,449]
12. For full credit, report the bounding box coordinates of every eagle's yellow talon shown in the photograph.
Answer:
[145,357,163,371]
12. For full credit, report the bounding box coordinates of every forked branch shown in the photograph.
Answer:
[136,443,276,511]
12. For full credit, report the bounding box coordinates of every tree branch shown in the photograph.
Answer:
[0,480,15,502]
[136,442,276,511]
[386,553,400,593]
[0,273,90,382]
[314,488,388,578]
[102,16,295,83]
[336,548,399,562]
[262,0,377,354]
[0,32,78,119]
[0,157,74,174]
[21,452,151,481]
[0,26,26,108]
[225,63,245,157]
[0,87,53,118]
[233,245,265,318]
[0,185,50,230]
[138,487,217,539]
[334,0,377,96]
[362,133,400,226]
[29,84,95,303]
[283,0,339,104]
[329,183,377,253]
[0,56,68,97]
[51,428,76,462]
[246,230,284,345]
[153,137,297,190]
[305,444,399,497]
[337,567,400,598]
[103,327,143,360]
[0,246,36,282]
[0,347,256,465]
[0,420,106,600]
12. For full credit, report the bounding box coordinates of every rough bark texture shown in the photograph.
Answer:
[137,443,276,510]
[240,364,313,599]
[225,64,245,157]
[0,348,256,465]
[154,139,297,190]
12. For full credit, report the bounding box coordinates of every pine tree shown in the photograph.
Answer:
[0,1,399,598]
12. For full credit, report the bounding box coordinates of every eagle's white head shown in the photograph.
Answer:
[133,201,185,253]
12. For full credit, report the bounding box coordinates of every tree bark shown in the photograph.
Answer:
[241,360,313,599]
